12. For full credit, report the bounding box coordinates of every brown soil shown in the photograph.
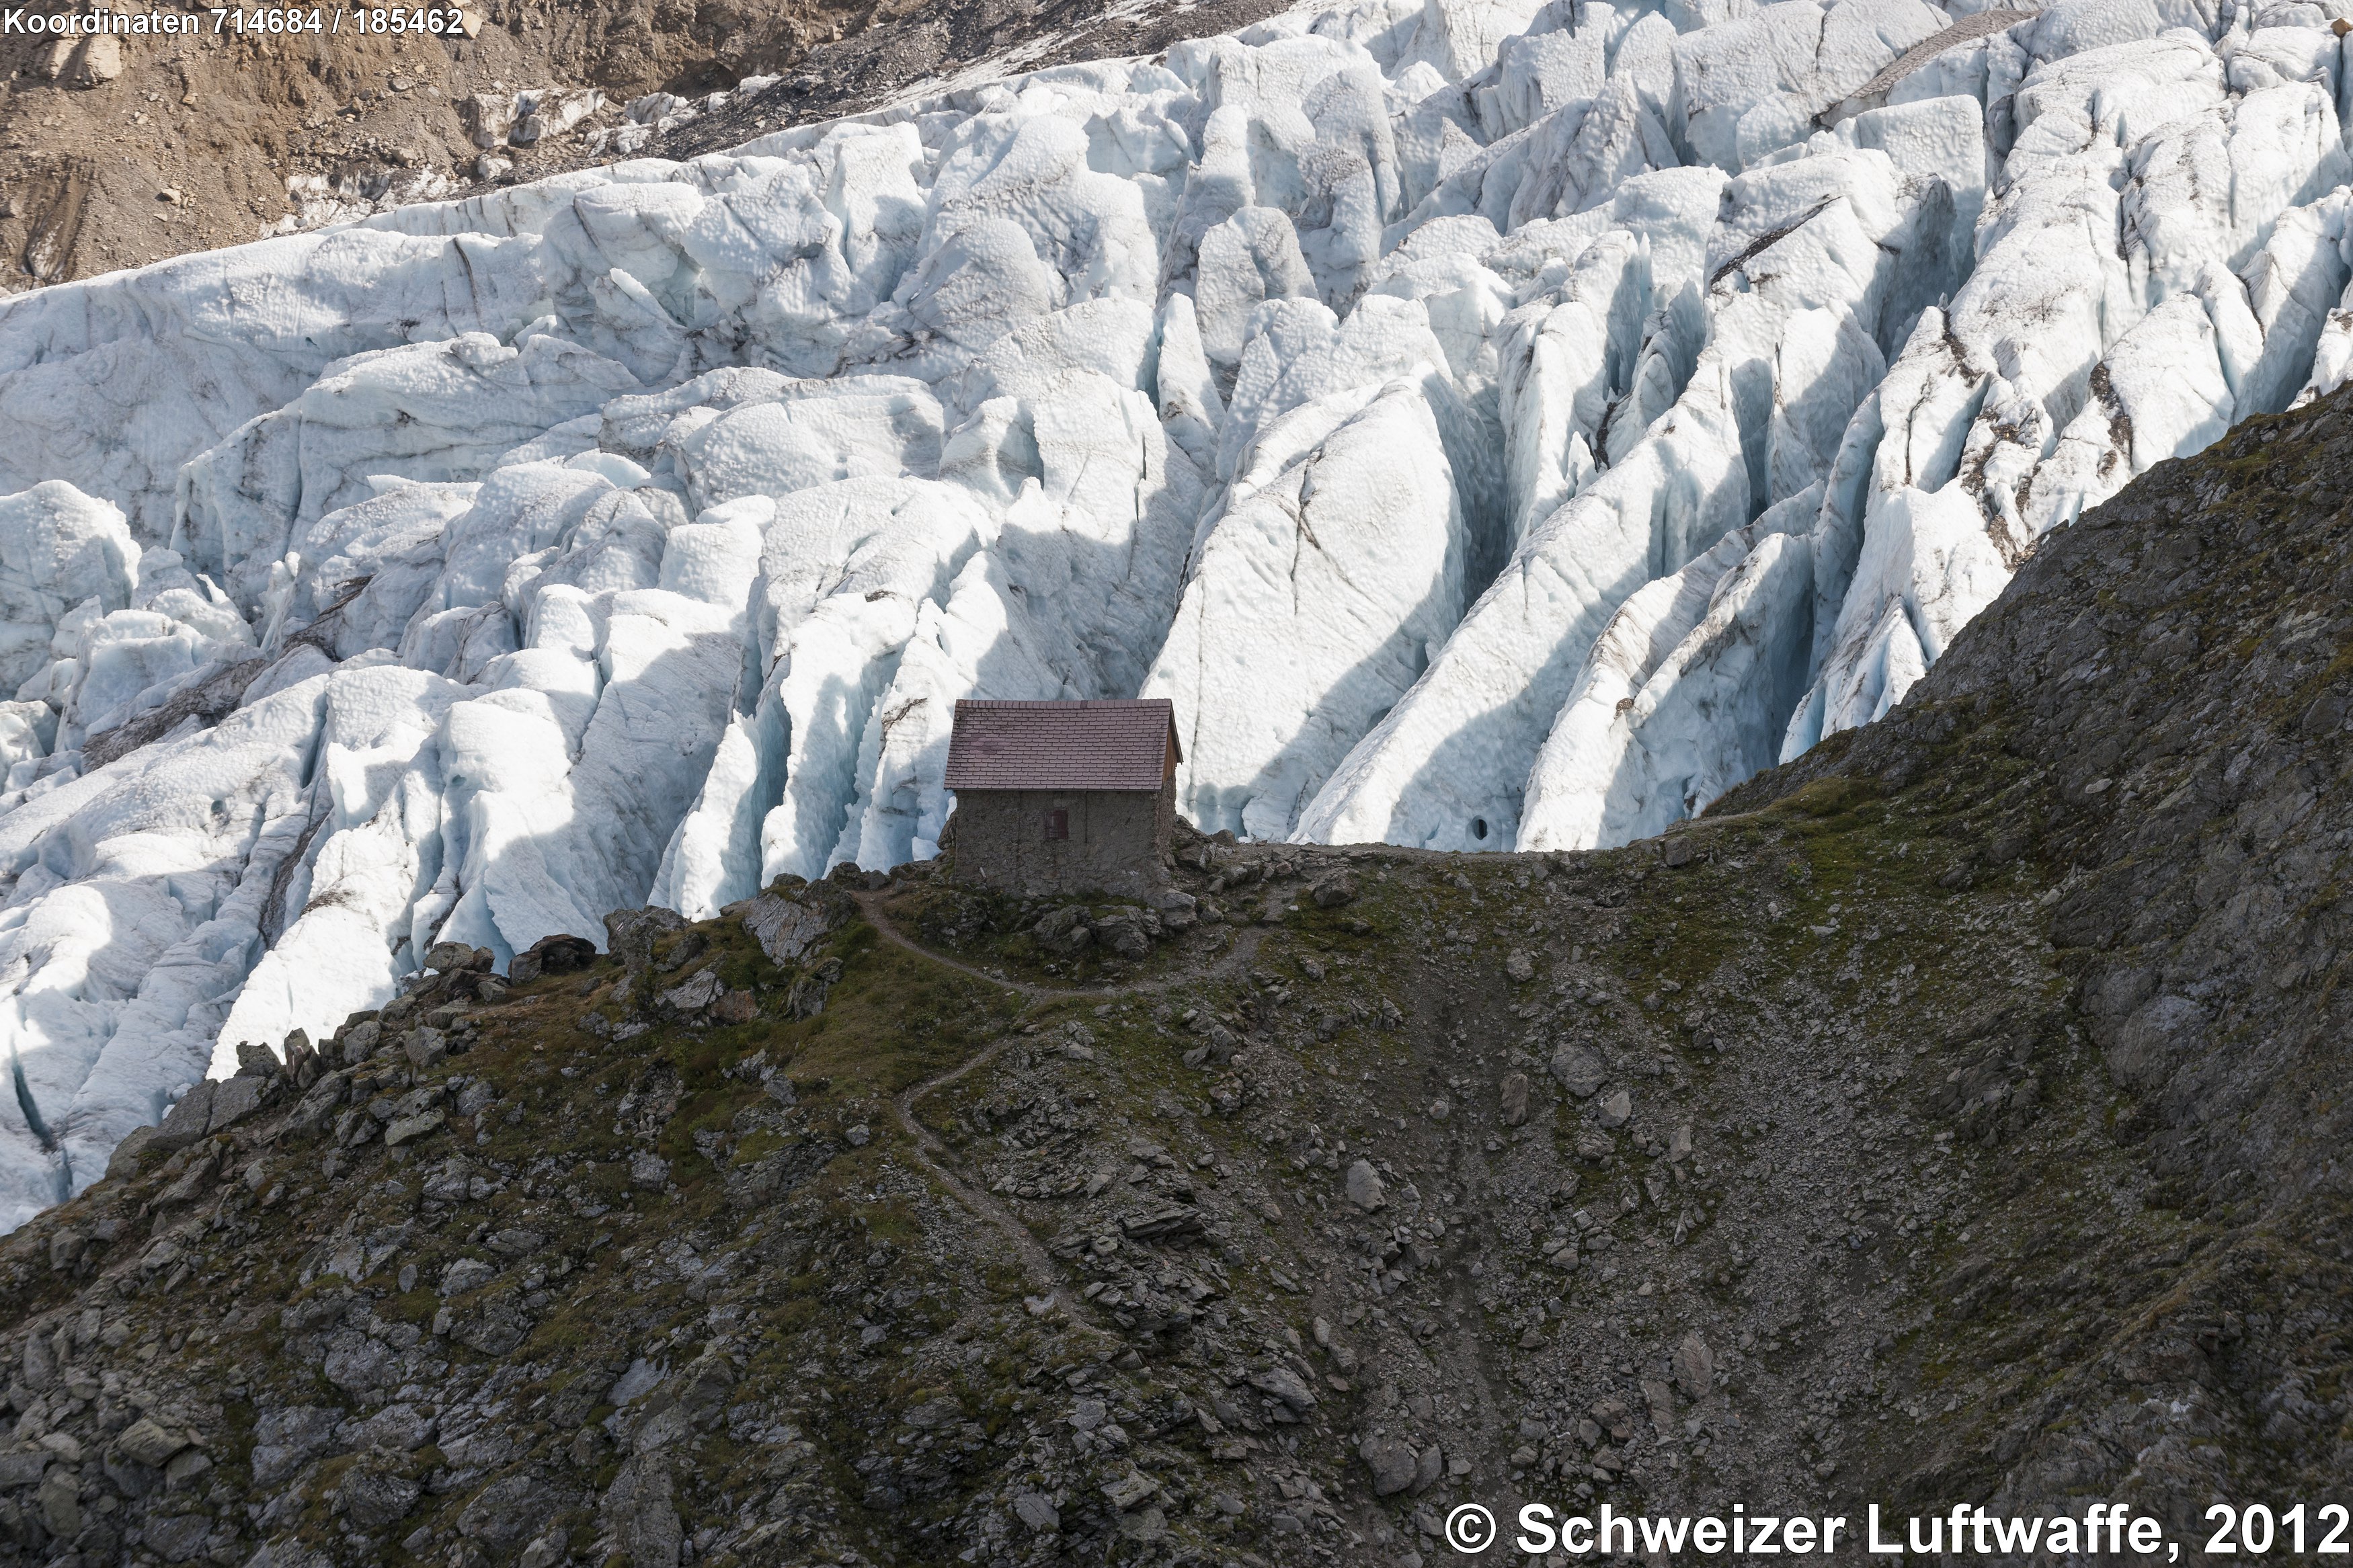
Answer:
[0,0,1287,289]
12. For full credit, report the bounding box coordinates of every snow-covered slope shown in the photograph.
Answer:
[0,0,2349,1227]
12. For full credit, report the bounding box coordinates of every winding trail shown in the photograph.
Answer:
[885,1028,1111,1332]
[858,889,1270,1335]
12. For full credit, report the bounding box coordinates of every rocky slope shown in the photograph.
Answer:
[9,0,2353,1223]
[0,387,2342,1567]
[0,0,1287,284]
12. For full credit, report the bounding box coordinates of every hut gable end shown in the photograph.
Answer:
[942,700,1180,898]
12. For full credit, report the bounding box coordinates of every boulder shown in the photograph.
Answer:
[105,1124,161,1180]
[606,906,686,975]
[1549,1046,1605,1098]
[282,1029,317,1083]
[207,1075,266,1134]
[20,1331,55,1391]
[512,86,604,145]
[440,1258,496,1296]
[114,1417,189,1469]
[1499,1071,1529,1126]
[460,92,516,147]
[510,933,597,985]
[456,1470,558,1546]
[405,1028,448,1071]
[602,1454,682,1568]
[47,1228,82,1272]
[658,970,725,1014]
[1359,1436,1417,1495]
[1674,1331,1714,1399]
[340,1462,420,1528]
[151,1081,214,1153]
[384,1108,445,1148]
[249,1407,340,1487]
[69,34,122,87]
[36,1463,78,1536]
[1032,906,1091,954]
[284,1071,350,1137]
[340,1020,383,1066]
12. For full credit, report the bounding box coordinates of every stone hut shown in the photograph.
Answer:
[941,698,1181,897]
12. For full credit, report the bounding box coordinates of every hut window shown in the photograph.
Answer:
[1042,809,1069,841]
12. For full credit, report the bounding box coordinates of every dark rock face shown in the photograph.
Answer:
[337,1462,421,1529]
[739,882,845,966]
[511,934,599,987]
[1707,392,2353,1520]
[0,395,2347,1565]
[603,906,687,976]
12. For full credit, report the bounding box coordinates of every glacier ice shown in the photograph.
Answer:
[1148,374,1471,839]
[0,0,2350,1227]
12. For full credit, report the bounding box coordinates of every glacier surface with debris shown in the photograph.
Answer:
[0,0,2349,1225]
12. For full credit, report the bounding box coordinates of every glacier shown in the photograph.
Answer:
[0,0,2350,1227]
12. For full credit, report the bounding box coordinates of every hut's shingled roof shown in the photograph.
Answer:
[943,700,1180,792]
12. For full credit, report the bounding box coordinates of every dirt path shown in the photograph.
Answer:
[886,1030,1115,1334]
[864,891,1267,1337]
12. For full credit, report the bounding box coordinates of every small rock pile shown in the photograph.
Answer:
[1029,895,1197,960]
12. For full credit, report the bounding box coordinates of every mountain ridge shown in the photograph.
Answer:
[0,382,2342,1566]
[5,0,2353,1220]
